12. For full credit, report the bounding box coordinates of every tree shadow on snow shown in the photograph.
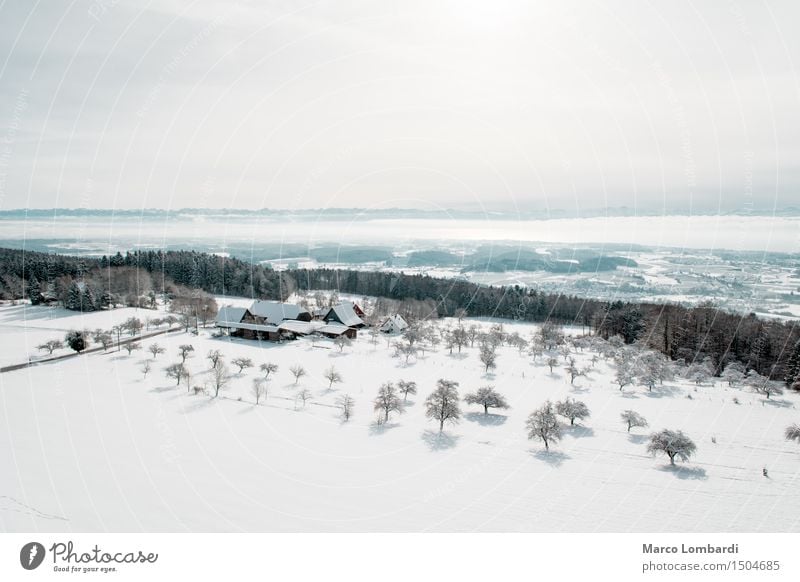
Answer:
[150,385,177,394]
[369,421,400,435]
[627,433,649,444]
[643,385,683,399]
[465,412,508,426]
[763,398,793,409]
[180,397,216,415]
[658,464,708,480]
[530,449,570,467]
[620,391,640,399]
[569,385,590,394]
[566,425,594,438]
[421,430,460,451]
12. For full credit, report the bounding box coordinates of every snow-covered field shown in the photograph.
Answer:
[1,307,799,532]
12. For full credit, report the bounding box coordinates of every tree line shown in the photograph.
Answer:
[0,247,797,384]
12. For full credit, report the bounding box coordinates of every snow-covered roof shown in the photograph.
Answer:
[317,324,352,336]
[218,321,279,333]
[277,320,322,335]
[325,302,365,327]
[249,300,309,325]
[379,314,408,332]
[216,306,247,325]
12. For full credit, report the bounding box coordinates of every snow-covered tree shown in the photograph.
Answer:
[210,362,231,397]
[123,341,141,356]
[526,401,562,451]
[646,429,697,465]
[546,356,559,373]
[479,343,497,373]
[206,349,223,369]
[374,382,404,422]
[336,394,355,421]
[746,372,784,399]
[334,335,352,352]
[140,360,152,379]
[251,378,266,404]
[785,340,800,389]
[123,316,143,336]
[397,379,417,401]
[685,358,715,385]
[231,357,254,374]
[466,324,480,348]
[451,326,469,353]
[539,321,565,350]
[397,341,417,363]
[296,388,313,408]
[464,386,509,415]
[165,362,188,386]
[148,343,165,359]
[426,379,461,432]
[37,339,63,355]
[178,344,194,363]
[620,410,648,432]
[785,424,800,444]
[290,364,307,385]
[720,361,746,387]
[564,357,584,384]
[260,362,278,380]
[555,397,590,426]
[323,365,343,389]
[636,351,671,391]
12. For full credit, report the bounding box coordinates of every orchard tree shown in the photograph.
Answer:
[165,362,188,386]
[37,339,63,355]
[210,362,231,397]
[425,379,461,432]
[206,349,223,369]
[95,332,114,352]
[296,388,313,408]
[148,343,166,359]
[251,378,267,405]
[323,365,343,389]
[646,429,697,465]
[526,401,562,451]
[546,357,559,373]
[123,342,142,356]
[373,382,404,423]
[260,362,278,380]
[620,410,648,432]
[140,361,152,379]
[747,372,784,399]
[232,357,254,374]
[334,335,352,352]
[464,386,510,415]
[479,343,497,373]
[336,394,355,421]
[451,326,469,353]
[397,380,418,401]
[290,364,307,385]
[178,344,194,363]
[721,361,746,387]
[564,357,584,384]
[555,397,590,426]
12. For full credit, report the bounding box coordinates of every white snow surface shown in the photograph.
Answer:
[1,307,799,532]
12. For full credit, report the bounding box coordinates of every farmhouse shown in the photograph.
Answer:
[321,302,366,328]
[379,314,408,334]
[215,301,359,341]
[317,324,358,339]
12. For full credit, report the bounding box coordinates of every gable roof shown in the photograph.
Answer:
[317,324,353,336]
[325,302,365,327]
[249,300,309,325]
[380,314,408,331]
[216,306,247,325]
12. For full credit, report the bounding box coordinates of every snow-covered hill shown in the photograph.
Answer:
[1,308,798,532]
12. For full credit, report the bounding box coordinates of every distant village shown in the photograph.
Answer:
[215,299,408,342]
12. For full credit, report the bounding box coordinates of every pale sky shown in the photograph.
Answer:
[0,0,798,212]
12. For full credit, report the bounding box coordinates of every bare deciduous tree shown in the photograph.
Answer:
[296,388,313,408]
[564,357,584,384]
[165,362,188,386]
[260,362,278,380]
[464,386,509,415]
[425,379,461,432]
[374,382,404,422]
[526,401,562,451]
[336,394,355,421]
[621,410,648,432]
[323,365,343,389]
[252,378,266,405]
[646,429,696,465]
[479,343,497,373]
[206,349,223,369]
[397,380,417,401]
[232,357,254,374]
[290,364,307,385]
[140,360,152,379]
[178,344,194,363]
[148,343,165,359]
[546,356,559,373]
[37,339,63,355]
[124,342,142,355]
[333,335,351,352]
[210,361,231,397]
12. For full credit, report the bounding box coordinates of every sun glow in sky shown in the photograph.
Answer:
[0,0,798,212]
